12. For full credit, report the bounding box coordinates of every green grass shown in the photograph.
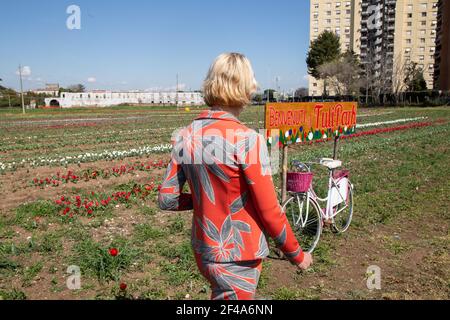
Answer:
[71,237,142,282]
[0,288,27,300]
[22,261,43,287]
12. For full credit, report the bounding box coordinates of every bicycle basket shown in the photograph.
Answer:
[287,172,313,193]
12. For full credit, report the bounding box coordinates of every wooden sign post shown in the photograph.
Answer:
[264,102,358,202]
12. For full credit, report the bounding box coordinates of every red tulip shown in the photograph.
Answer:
[109,248,118,257]
[119,283,127,291]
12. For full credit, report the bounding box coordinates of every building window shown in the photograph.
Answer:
[406,39,412,44]
[407,4,413,10]
[407,22,412,26]
[336,2,341,8]
[407,13,412,18]
[421,12,427,17]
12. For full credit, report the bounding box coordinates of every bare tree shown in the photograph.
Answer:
[392,54,409,104]
[317,51,362,96]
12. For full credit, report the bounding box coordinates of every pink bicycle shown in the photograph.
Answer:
[282,158,354,253]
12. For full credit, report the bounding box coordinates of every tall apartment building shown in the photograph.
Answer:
[309,0,441,96]
[434,0,450,91]
[308,0,362,96]
[392,0,439,90]
[360,0,397,93]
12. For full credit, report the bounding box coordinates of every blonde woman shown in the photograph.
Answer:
[159,53,312,300]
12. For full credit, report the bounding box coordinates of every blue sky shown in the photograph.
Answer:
[0,0,311,92]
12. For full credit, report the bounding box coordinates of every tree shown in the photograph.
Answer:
[404,62,427,92]
[306,31,341,95]
[294,87,308,98]
[317,50,362,96]
[60,84,86,93]
[252,93,263,104]
[263,89,276,102]
[68,84,86,92]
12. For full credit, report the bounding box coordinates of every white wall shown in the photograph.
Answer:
[45,91,204,108]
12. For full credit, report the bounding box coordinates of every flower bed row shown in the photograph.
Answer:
[290,119,446,146]
[31,160,169,187]
[54,181,161,218]
[0,143,172,173]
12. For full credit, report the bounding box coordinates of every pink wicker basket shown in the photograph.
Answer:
[287,172,313,193]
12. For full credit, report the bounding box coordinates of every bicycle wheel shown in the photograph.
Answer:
[332,180,354,234]
[282,194,322,253]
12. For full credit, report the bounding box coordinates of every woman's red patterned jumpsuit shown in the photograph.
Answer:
[159,110,304,300]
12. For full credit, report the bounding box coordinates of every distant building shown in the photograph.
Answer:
[434,0,450,91]
[45,91,204,108]
[309,0,441,95]
[31,83,60,96]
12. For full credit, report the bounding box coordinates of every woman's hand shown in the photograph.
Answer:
[297,252,313,270]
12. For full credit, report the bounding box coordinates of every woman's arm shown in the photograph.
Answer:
[158,155,193,211]
[240,132,304,265]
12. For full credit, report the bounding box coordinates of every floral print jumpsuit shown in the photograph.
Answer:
[158,110,304,300]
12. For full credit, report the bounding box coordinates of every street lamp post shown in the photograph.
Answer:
[18,65,25,114]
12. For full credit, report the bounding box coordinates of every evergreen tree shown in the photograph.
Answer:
[306,31,341,95]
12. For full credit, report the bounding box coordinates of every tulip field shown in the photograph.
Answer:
[0,105,449,300]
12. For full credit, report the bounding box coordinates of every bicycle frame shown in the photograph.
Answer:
[291,161,351,225]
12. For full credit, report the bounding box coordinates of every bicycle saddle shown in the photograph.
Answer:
[319,158,342,169]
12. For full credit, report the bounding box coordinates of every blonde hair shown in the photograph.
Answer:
[203,53,258,108]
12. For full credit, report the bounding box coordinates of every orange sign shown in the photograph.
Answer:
[265,102,358,145]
